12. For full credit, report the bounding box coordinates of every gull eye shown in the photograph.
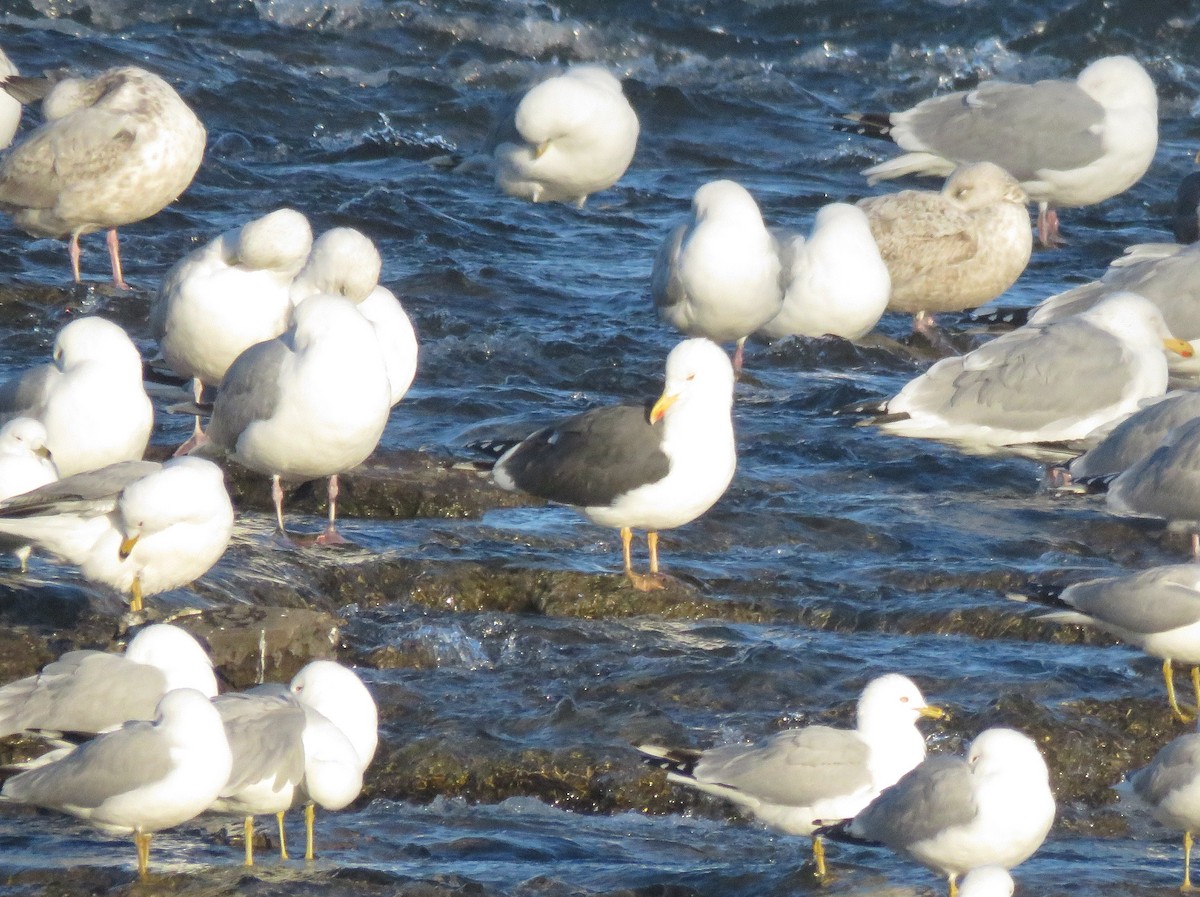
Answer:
[686,373,696,381]
[899,695,909,703]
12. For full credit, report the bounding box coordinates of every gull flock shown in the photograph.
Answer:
[0,38,1192,897]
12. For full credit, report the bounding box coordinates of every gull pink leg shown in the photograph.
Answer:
[315,474,351,545]
[106,228,132,290]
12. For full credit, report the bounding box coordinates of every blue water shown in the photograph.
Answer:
[0,0,1198,893]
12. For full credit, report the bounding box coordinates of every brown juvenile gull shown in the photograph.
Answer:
[1008,565,1200,722]
[818,728,1055,897]
[0,66,206,289]
[838,55,1158,247]
[637,674,944,878]
[0,688,232,880]
[483,338,736,591]
[857,162,1032,334]
[652,180,783,371]
[871,292,1192,453]
[492,65,639,207]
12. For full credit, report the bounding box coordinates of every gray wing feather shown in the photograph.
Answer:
[1071,393,1200,479]
[1064,566,1200,634]
[1109,418,1200,521]
[215,688,307,794]
[851,755,977,847]
[0,364,54,418]
[1130,734,1200,805]
[0,460,160,518]
[650,222,689,313]
[206,338,289,454]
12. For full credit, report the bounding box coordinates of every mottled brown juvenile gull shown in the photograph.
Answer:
[1117,721,1200,890]
[201,294,391,544]
[857,162,1032,332]
[0,316,153,478]
[486,338,735,591]
[839,55,1158,246]
[637,674,944,878]
[151,208,313,440]
[0,623,216,738]
[1,688,232,880]
[820,728,1055,897]
[0,66,206,288]
[757,203,891,341]
[1063,391,1200,482]
[652,180,783,371]
[1008,565,1200,722]
[0,457,234,612]
[872,292,1192,452]
[493,65,639,207]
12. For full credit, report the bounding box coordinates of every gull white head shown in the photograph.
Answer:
[967,727,1050,783]
[124,623,217,698]
[1081,291,1191,357]
[856,673,944,733]
[53,316,143,374]
[691,179,768,229]
[0,418,52,461]
[292,227,381,305]
[116,457,234,549]
[1076,55,1157,113]
[290,660,378,770]
[650,338,736,425]
[234,207,313,274]
[515,66,625,145]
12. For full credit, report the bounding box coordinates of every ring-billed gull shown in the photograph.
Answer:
[481,338,736,591]
[0,316,153,478]
[0,417,57,569]
[0,623,216,738]
[652,180,783,371]
[1061,392,1200,483]
[0,457,234,612]
[0,49,23,148]
[0,66,206,289]
[838,55,1158,246]
[958,866,1015,897]
[820,728,1055,897]
[492,65,639,208]
[1,688,232,880]
[870,292,1192,452]
[290,227,419,406]
[637,674,944,878]
[200,294,391,544]
[757,203,891,341]
[151,208,313,441]
[1117,721,1200,890]
[1008,565,1200,722]
[857,162,1031,332]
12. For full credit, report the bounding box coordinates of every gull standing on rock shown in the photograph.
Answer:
[838,55,1158,247]
[0,457,234,613]
[492,65,639,207]
[652,180,783,371]
[757,202,891,341]
[857,162,1032,334]
[869,292,1192,453]
[0,66,206,288]
[0,316,153,478]
[1,688,232,880]
[484,338,736,591]
[638,674,944,878]
[151,208,313,441]
[201,294,391,544]
[0,623,216,738]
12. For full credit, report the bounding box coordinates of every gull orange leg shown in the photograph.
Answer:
[621,527,663,592]
[1185,830,1198,891]
[812,834,827,878]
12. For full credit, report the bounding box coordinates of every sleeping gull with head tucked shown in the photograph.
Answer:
[483,338,735,591]
[0,457,233,612]
[839,55,1158,247]
[0,66,206,288]
[1008,565,1200,722]
[0,417,57,569]
[492,65,639,208]
[652,180,783,371]
[819,728,1055,897]
[0,623,216,738]
[870,292,1192,453]
[858,162,1032,332]
[757,202,891,341]
[638,674,944,878]
[1,688,231,880]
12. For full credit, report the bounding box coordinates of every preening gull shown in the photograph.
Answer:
[0,316,153,478]
[821,728,1055,897]
[839,55,1158,246]
[0,48,23,149]
[958,867,1015,897]
[637,674,944,878]
[1028,241,1200,378]
[1118,721,1200,890]
[871,292,1192,452]
[290,227,419,406]
[0,66,206,288]
[0,456,234,612]
[857,162,1032,330]
[151,208,313,436]
[486,338,736,591]
[757,203,891,341]
[652,180,783,371]
[200,293,391,544]
[0,417,57,569]
[1008,565,1200,722]
[0,623,216,738]
[1,688,232,880]
[492,65,639,207]
[1062,391,1200,483]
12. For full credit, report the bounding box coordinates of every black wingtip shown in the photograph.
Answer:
[812,819,874,844]
[637,745,703,777]
[832,111,894,140]
[1074,472,1118,494]
[968,306,1032,327]
[1006,581,1069,610]
[834,398,890,417]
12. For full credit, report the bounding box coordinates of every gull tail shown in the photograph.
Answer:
[636,743,704,779]
[968,306,1032,328]
[812,818,876,845]
[1004,582,1071,611]
[832,111,895,141]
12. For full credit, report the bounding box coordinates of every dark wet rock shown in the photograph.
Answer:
[186,605,343,689]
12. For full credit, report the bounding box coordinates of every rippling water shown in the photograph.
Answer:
[0,0,1198,894]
